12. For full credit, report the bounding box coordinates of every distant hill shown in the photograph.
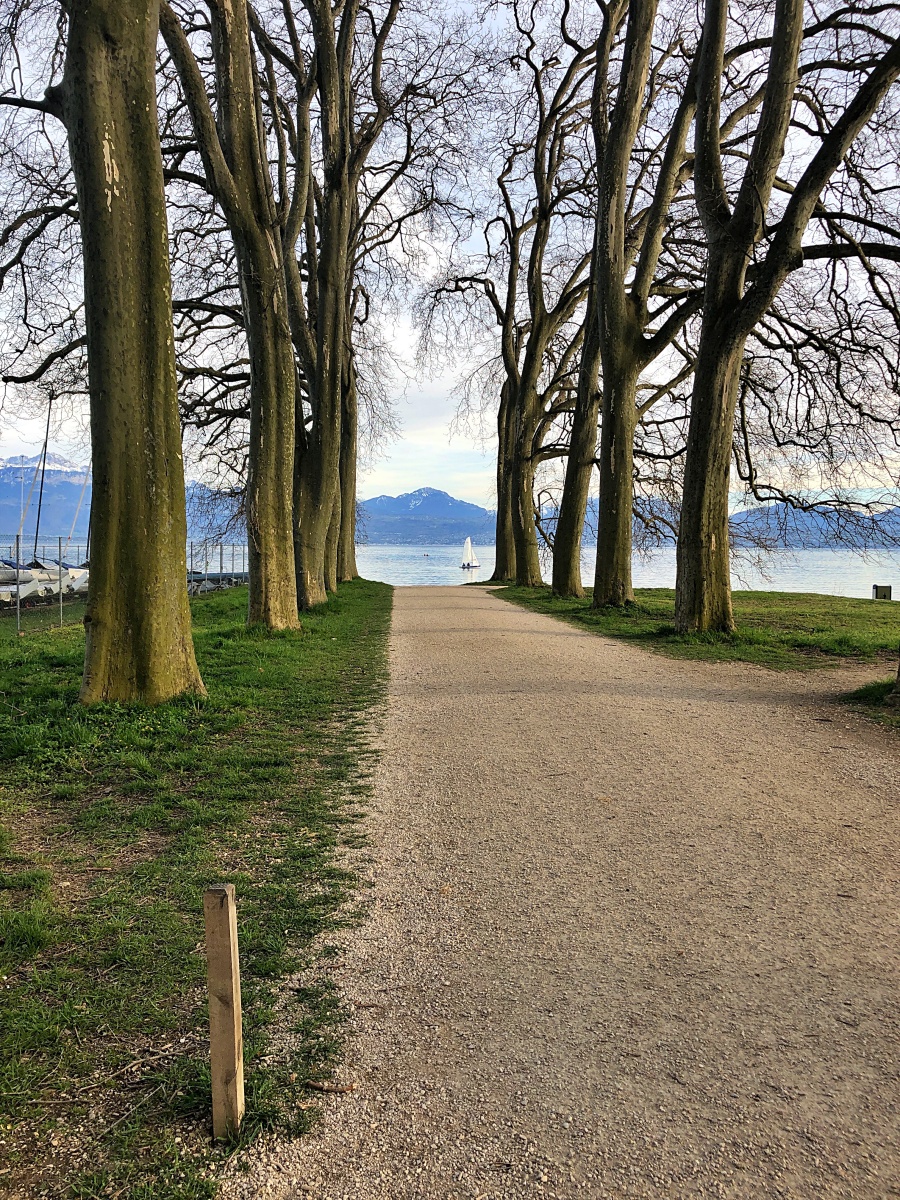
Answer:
[0,468,497,547]
[729,501,900,549]
[3,459,893,552]
[359,488,495,545]
[571,496,900,550]
[0,454,91,542]
[0,457,240,544]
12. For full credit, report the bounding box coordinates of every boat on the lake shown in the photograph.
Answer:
[460,537,480,569]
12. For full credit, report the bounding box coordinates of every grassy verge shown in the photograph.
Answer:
[495,585,900,670]
[841,677,900,730]
[0,580,391,1198]
[0,597,88,637]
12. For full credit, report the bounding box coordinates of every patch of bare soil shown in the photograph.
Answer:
[221,586,899,1200]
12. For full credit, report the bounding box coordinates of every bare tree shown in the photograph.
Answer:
[160,0,301,628]
[0,0,205,703]
[553,0,705,602]
[422,2,597,585]
[676,0,900,632]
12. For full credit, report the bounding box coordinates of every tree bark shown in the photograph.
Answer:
[238,229,301,628]
[552,281,602,598]
[62,0,205,704]
[511,418,542,587]
[293,0,358,609]
[324,487,340,594]
[337,352,359,581]
[490,380,517,581]
[588,0,660,609]
[674,262,747,634]
[675,0,805,633]
[675,9,900,632]
[160,2,299,630]
[294,188,347,607]
[592,357,639,607]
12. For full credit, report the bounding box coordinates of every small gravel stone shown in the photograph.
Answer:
[220,586,900,1199]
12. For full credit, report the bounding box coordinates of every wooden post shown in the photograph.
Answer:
[203,884,245,1140]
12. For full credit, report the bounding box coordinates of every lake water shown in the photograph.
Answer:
[356,543,900,599]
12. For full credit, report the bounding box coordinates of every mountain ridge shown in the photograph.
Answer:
[359,487,494,545]
[0,463,896,550]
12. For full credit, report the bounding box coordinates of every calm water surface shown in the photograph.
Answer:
[356,543,900,599]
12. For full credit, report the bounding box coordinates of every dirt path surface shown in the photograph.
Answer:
[222,585,899,1200]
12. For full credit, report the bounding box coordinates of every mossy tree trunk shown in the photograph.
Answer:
[490,381,518,582]
[62,0,204,704]
[337,352,360,581]
[511,398,543,588]
[552,278,601,598]
[161,2,299,630]
[592,355,639,607]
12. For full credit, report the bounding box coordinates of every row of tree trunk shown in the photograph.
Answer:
[55,0,367,702]
[490,0,900,636]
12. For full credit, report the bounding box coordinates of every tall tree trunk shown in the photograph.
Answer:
[490,381,517,581]
[324,487,340,594]
[675,0,806,635]
[675,330,745,633]
[239,231,301,628]
[675,250,747,633]
[552,284,602,598]
[62,0,204,705]
[160,2,299,630]
[592,357,639,607]
[337,353,359,581]
[295,191,348,608]
[587,0,658,611]
[512,426,542,587]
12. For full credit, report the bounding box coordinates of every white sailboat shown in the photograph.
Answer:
[460,537,480,569]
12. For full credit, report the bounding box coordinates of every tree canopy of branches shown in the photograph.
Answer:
[0,0,477,696]
[1,0,899,702]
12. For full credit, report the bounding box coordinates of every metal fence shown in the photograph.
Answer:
[0,535,250,636]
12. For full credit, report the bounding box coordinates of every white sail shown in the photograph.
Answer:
[461,537,480,568]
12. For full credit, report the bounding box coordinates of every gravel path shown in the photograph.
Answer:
[222,585,900,1199]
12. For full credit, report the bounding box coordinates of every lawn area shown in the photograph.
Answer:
[496,585,900,670]
[842,676,900,730]
[0,596,88,638]
[0,580,391,1198]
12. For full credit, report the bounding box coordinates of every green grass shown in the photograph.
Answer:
[0,596,88,637]
[841,676,900,730]
[0,580,391,1197]
[496,585,900,670]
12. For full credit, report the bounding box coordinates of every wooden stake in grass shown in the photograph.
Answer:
[203,884,245,1140]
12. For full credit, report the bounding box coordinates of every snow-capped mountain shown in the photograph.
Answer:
[0,454,91,538]
[362,487,492,521]
[0,453,89,486]
[359,488,495,544]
